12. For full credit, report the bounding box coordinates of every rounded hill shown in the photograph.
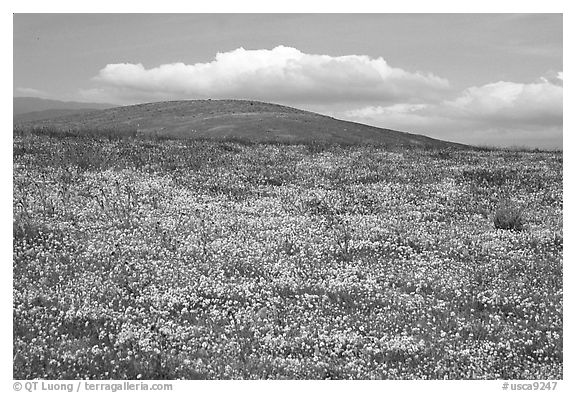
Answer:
[21,99,465,148]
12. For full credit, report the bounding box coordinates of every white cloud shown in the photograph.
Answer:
[84,45,562,148]
[444,80,562,127]
[338,76,563,148]
[14,87,49,98]
[91,46,449,104]
[539,71,563,86]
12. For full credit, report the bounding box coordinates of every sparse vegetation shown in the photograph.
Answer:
[13,127,562,379]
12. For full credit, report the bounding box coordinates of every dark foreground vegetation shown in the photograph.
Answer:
[13,127,562,379]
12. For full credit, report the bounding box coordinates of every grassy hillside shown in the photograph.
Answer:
[14,108,106,123]
[21,99,465,148]
[13,130,562,379]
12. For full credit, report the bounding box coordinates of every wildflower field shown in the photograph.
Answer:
[13,130,563,379]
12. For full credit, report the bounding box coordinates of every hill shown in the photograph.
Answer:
[14,97,116,116]
[14,108,108,123]
[18,99,465,148]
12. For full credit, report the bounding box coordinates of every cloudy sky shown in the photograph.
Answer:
[13,14,562,148]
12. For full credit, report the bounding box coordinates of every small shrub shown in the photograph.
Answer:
[433,150,452,160]
[461,168,515,187]
[494,204,525,231]
[306,140,332,154]
[217,143,243,153]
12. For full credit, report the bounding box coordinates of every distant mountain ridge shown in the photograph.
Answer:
[18,99,467,148]
[14,97,116,117]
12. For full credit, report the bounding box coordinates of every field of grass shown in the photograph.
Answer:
[13,130,563,379]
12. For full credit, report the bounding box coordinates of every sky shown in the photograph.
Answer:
[13,13,563,148]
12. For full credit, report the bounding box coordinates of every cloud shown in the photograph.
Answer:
[14,87,49,98]
[84,45,561,148]
[338,75,562,148]
[444,80,562,127]
[90,46,449,104]
[79,86,172,105]
[539,70,563,86]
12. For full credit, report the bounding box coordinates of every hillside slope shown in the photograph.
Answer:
[19,99,465,147]
[14,108,106,123]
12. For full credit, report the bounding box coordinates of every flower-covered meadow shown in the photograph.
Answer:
[13,131,562,379]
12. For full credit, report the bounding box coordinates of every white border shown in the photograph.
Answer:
[3,2,572,392]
